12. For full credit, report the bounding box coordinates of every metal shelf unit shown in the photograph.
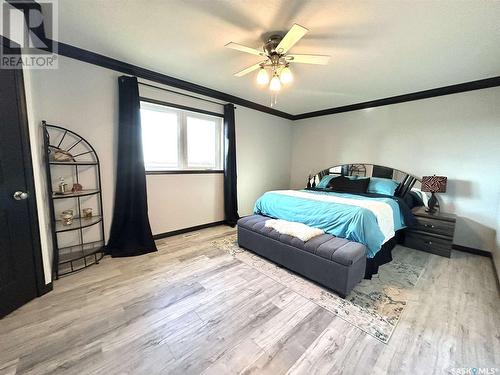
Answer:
[43,122,105,278]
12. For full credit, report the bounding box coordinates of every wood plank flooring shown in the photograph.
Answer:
[1,226,499,375]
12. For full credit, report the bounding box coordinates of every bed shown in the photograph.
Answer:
[254,189,411,258]
[237,163,425,296]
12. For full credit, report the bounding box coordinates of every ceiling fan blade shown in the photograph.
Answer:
[276,24,309,54]
[234,62,265,77]
[286,54,331,65]
[225,42,266,56]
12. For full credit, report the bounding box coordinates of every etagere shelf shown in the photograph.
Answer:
[43,121,105,278]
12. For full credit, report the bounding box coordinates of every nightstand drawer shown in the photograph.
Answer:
[411,216,455,237]
[404,230,452,258]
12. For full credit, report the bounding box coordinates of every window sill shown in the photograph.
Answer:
[146,170,224,175]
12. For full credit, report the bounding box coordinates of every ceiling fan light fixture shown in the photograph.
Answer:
[226,23,330,97]
[280,65,293,84]
[269,74,281,92]
[256,67,269,85]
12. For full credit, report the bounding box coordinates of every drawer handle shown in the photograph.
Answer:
[424,224,435,228]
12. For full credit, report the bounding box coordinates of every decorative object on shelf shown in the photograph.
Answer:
[51,148,75,162]
[225,24,330,106]
[421,175,447,214]
[61,214,73,226]
[71,183,83,193]
[307,174,312,188]
[82,208,93,219]
[58,177,68,193]
[61,210,74,226]
[43,121,105,278]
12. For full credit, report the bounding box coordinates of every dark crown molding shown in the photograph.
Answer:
[26,39,500,121]
[293,76,500,120]
[7,0,500,121]
[48,40,293,120]
[4,0,292,119]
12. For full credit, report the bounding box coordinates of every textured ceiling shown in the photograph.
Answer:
[52,0,500,114]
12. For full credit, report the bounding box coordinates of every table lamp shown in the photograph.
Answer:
[421,175,447,214]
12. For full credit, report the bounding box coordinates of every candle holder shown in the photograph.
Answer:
[61,209,74,226]
[82,208,93,219]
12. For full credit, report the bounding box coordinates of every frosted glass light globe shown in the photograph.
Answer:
[256,68,269,85]
[280,66,293,84]
[269,75,281,91]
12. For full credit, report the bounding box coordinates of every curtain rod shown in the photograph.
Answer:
[138,81,229,107]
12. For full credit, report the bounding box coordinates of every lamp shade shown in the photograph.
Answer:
[421,175,447,193]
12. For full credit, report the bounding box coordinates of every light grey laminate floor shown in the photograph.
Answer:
[1,226,499,375]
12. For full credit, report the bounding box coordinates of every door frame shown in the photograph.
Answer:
[2,40,52,296]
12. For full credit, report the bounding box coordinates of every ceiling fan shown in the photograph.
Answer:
[225,24,330,95]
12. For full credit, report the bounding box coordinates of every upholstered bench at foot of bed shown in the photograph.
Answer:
[237,215,367,297]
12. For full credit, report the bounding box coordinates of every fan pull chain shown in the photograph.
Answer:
[270,93,278,107]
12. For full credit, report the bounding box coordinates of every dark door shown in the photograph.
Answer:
[0,49,43,318]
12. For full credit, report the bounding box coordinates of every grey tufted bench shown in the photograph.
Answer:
[237,215,367,297]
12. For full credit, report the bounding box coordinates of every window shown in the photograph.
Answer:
[141,104,179,170]
[140,101,224,172]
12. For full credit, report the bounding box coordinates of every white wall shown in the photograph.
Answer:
[290,87,500,253]
[26,55,293,280]
[147,173,224,234]
[236,107,292,215]
[495,197,500,277]
[28,57,118,239]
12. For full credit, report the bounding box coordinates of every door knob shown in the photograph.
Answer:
[13,191,29,200]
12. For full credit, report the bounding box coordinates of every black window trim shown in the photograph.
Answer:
[146,170,224,175]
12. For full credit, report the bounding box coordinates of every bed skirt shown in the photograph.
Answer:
[364,231,403,279]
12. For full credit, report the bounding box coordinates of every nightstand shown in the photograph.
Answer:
[404,207,456,258]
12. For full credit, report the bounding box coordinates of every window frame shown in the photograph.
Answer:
[140,98,225,175]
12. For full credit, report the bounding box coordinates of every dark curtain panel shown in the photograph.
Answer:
[223,104,239,227]
[106,76,157,257]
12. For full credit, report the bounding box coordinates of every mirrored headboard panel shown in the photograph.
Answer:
[308,163,422,197]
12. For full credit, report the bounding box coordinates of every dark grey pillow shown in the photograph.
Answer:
[326,176,370,193]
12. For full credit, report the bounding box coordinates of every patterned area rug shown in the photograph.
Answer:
[211,234,429,343]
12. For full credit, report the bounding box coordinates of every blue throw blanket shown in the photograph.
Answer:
[254,190,407,258]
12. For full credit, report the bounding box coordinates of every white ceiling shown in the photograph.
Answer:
[54,0,500,115]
